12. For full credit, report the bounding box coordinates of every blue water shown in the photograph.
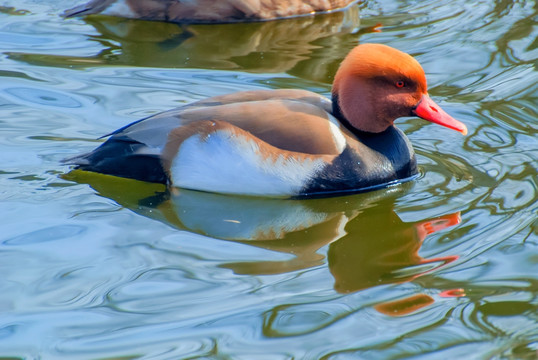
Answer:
[0,0,536,359]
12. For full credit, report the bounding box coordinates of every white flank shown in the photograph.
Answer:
[134,145,162,156]
[101,0,137,18]
[327,115,347,153]
[170,129,326,197]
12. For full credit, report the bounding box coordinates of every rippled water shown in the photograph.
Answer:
[1,0,537,359]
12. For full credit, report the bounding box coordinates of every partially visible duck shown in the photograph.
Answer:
[65,43,467,197]
[63,0,358,23]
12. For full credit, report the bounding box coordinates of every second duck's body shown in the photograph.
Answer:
[63,0,358,23]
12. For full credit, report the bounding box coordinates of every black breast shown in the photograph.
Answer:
[302,126,418,196]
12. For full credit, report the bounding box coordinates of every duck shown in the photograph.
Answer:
[65,43,467,198]
[63,0,358,23]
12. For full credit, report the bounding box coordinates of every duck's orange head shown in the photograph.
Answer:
[332,43,467,135]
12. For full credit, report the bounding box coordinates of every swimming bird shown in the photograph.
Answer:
[63,0,358,23]
[65,43,467,197]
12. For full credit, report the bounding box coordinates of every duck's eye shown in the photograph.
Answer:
[396,80,405,88]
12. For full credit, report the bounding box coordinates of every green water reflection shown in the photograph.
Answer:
[67,171,464,314]
[7,5,372,83]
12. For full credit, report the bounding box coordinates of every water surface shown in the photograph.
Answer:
[0,0,536,359]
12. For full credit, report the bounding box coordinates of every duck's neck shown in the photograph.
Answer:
[332,91,416,172]
[331,92,389,137]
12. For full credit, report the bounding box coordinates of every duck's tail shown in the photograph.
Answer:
[62,0,111,18]
[63,137,168,184]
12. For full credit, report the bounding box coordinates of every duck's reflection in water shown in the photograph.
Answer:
[81,6,361,80]
[11,7,385,84]
[67,171,462,315]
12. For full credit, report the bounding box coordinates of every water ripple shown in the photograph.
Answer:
[0,0,536,358]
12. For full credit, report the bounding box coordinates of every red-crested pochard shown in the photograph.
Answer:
[65,43,467,197]
[63,0,358,23]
